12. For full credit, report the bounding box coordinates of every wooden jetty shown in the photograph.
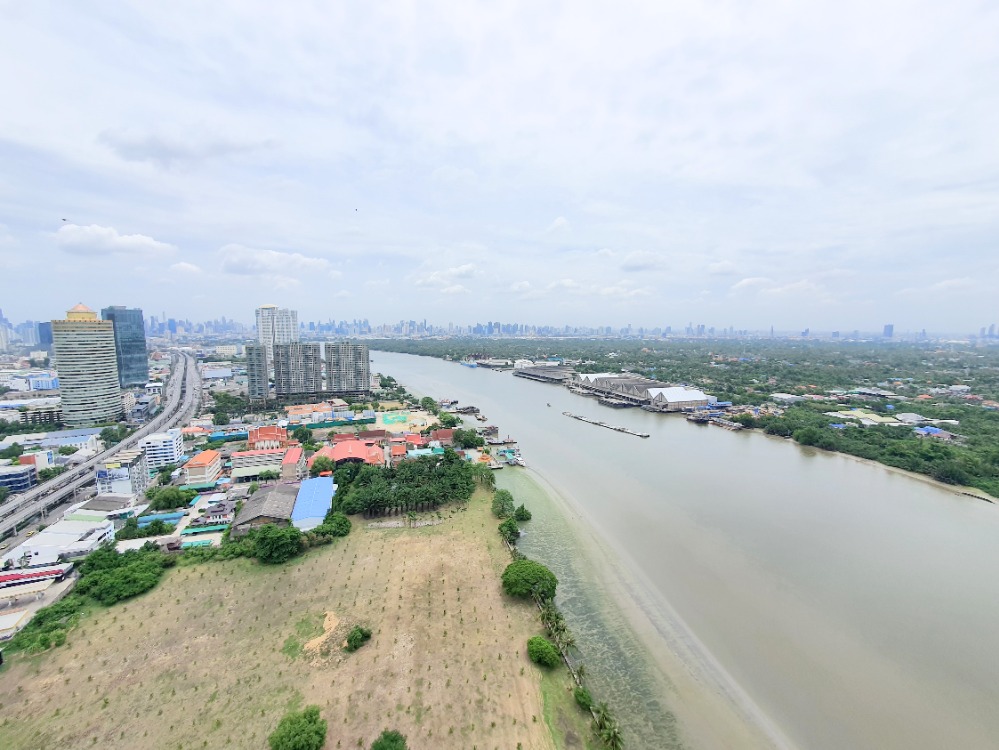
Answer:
[562,411,650,438]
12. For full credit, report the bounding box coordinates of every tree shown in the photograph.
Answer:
[438,412,460,429]
[213,410,230,426]
[527,636,561,668]
[248,481,260,496]
[370,730,407,750]
[419,397,439,414]
[254,524,303,564]
[145,486,196,511]
[310,456,335,477]
[502,559,558,601]
[268,705,327,750]
[574,686,594,711]
[345,625,372,652]
[58,445,78,456]
[452,428,485,449]
[491,489,515,518]
[258,469,281,481]
[498,517,520,544]
[38,466,68,481]
[0,486,9,503]
[293,426,314,444]
[322,512,351,537]
[470,463,496,489]
[0,442,24,460]
[514,504,532,522]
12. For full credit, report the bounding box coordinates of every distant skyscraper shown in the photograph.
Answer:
[52,304,122,427]
[37,321,53,349]
[255,305,298,365]
[101,306,149,387]
[325,342,370,395]
[273,343,323,397]
[883,323,894,338]
[245,343,269,402]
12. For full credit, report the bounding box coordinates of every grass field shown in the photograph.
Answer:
[0,491,593,749]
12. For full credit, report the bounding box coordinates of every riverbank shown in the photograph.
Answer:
[501,468,785,750]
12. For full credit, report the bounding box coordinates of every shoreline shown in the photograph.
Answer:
[516,466,791,750]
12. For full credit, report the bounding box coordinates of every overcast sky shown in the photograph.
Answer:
[1,1,997,332]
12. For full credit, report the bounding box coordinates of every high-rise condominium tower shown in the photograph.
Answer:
[245,343,269,401]
[273,343,323,397]
[101,306,149,387]
[52,304,122,427]
[325,342,370,395]
[255,305,298,365]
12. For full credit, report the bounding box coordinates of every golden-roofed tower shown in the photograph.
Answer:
[65,303,97,321]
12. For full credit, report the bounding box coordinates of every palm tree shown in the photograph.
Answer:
[599,721,625,750]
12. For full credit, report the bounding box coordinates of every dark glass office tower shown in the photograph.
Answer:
[101,306,149,387]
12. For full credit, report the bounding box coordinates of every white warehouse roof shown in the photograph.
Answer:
[648,387,711,403]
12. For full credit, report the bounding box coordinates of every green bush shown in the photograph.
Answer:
[268,705,327,750]
[345,625,372,652]
[322,512,352,537]
[514,504,532,522]
[370,729,407,749]
[574,686,594,711]
[527,636,561,668]
[254,524,304,564]
[502,559,558,601]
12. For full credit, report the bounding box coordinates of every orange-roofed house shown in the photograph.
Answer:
[405,433,427,448]
[308,442,383,468]
[183,449,223,485]
[430,428,454,446]
[281,446,306,481]
[248,425,289,450]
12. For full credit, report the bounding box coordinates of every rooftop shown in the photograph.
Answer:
[184,450,221,468]
[292,477,337,523]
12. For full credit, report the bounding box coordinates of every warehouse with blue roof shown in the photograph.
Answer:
[292,477,337,531]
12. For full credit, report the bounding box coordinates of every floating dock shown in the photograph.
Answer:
[563,411,650,438]
[710,418,744,431]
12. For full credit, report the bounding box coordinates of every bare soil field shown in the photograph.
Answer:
[0,491,591,749]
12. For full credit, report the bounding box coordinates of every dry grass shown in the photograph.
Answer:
[0,491,571,749]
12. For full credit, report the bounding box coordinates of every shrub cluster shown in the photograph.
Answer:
[345,625,372,652]
[527,635,561,668]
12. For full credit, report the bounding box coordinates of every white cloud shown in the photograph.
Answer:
[708,260,739,276]
[546,216,570,233]
[170,261,202,274]
[510,281,532,292]
[440,284,470,294]
[55,224,176,256]
[619,251,660,272]
[218,244,339,285]
[415,263,478,288]
[731,277,775,292]
[99,129,274,167]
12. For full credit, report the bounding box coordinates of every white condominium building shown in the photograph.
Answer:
[255,305,298,365]
[141,428,184,469]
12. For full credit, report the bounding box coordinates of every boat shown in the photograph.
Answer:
[686,413,710,424]
[475,414,487,422]
[459,361,478,368]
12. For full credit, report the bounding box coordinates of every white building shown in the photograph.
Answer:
[145,382,163,397]
[648,387,714,411]
[96,449,149,498]
[141,428,184,469]
[214,344,240,357]
[1,518,114,568]
[255,304,298,365]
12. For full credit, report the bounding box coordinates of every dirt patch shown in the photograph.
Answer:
[303,611,340,654]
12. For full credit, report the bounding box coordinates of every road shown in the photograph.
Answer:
[0,351,202,538]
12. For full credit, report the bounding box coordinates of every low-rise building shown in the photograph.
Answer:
[0,464,37,494]
[281,446,306,481]
[648,387,713,411]
[247,425,289,450]
[96,449,149,498]
[1,518,115,568]
[230,485,298,536]
[229,448,286,482]
[292,476,336,531]
[183,450,223,485]
[18,449,55,474]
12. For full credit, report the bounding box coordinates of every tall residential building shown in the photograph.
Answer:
[273,343,323,397]
[255,305,298,364]
[883,323,894,338]
[101,306,149,387]
[37,321,53,350]
[52,304,122,427]
[325,342,370,395]
[245,343,269,401]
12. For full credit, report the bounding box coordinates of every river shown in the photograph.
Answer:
[372,351,999,750]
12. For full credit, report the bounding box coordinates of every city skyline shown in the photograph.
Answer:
[1,3,997,330]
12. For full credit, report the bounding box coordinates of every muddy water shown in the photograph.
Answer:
[373,351,999,750]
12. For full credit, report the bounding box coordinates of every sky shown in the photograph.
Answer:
[1,0,997,333]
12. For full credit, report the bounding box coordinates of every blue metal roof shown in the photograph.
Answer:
[293,477,336,522]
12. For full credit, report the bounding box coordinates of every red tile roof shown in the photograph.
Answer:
[185,449,221,468]
[282,446,303,465]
